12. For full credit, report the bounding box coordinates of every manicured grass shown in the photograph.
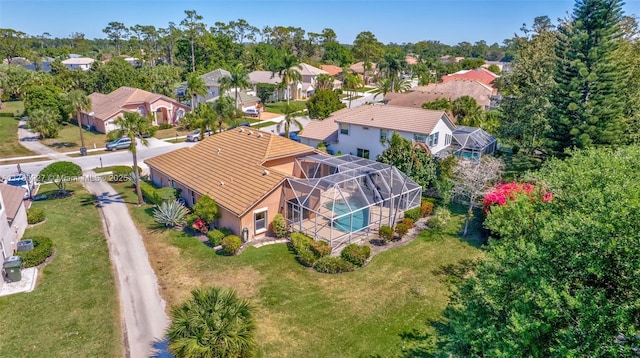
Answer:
[112,182,482,357]
[0,116,37,158]
[0,183,122,357]
[0,100,24,115]
[250,121,277,129]
[40,123,108,152]
[264,101,307,114]
[154,127,192,140]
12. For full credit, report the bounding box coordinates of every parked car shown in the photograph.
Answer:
[244,108,259,117]
[105,137,132,151]
[186,129,212,142]
[6,173,34,199]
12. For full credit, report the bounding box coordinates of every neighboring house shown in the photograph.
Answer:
[81,86,190,133]
[320,64,343,77]
[481,61,513,73]
[0,184,28,261]
[349,61,378,84]
[145,129,421,250]
[207,90,261,111]
[385,79,494,110]
[441,68,499,90]
[249,63,330,102]
[405,55,419,65]
[295,63,329,98]
[61,57,95,71]
[440,56,465,64]
[187,68,232,106]
[299,104,497,160]
[248,70,285,102]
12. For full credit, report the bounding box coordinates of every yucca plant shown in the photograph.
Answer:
[153,200,189,228]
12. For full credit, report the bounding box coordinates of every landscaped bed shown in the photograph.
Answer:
[0,183,122,357]
[111,181,482,357]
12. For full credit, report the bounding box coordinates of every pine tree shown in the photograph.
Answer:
[548,0,629,153]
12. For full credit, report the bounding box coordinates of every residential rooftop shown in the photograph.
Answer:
[328,105,451,135]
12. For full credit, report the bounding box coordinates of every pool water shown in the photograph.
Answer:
[329,199,369,232]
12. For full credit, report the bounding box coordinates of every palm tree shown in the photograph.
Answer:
[186,72,206,111]
[372,77,392,98]
[343,72,363,109]
[167,286,257,358]
[65,89,92,154]
[113,112,151,205]
[219,64,251,110]
[315,74,334,91]
[211,96,239,132]
[377,51,407,93]
[276,104,304,138]
[275,53,302,104]
[192,103,217,140]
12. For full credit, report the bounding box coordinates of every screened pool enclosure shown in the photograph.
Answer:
[283,154,422,250]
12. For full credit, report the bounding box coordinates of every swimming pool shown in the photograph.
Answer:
[328,199,370,232]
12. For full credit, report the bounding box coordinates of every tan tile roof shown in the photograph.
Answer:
[320,65,343,76]
[349,61,377,74]
[62,57,95,65]
[86,86,184,121]
[328,105,452,135]
[248,71,283,85]
[296,63,328,76]
[0,184,26,221]
[298,119,339,142]
[145,130,315,216]
[404,80,493,108]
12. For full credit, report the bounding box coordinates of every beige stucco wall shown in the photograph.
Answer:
[0,204,13,260]
[10,204,27,249]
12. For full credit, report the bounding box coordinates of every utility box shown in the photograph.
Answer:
[17,239,34,252]
[3,256,22,282]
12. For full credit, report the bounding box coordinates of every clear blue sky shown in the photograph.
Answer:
[0,0,638,45]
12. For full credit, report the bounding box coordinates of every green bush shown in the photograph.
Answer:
[106,130,121,142]
[309,240,331,257]
[421,200,435,217]
[155,187,179,204]
[290,232,313,254]
[428,207,452,230]
[314,256,355,274]
[221,235,242,255]
[186,214,199,228]
[207,229,226,246]
[27,207,46,224]
[158,123,173,130]
[272,213,288,238]
[193,195,220,224]
[379,225,394,244]
[404,207,421,221]
[140,180,180,205]
[296,247,318,267]
[395,223,409,239]
[340,244,371,267]
[16,236,53,268]
[402,218,414,229]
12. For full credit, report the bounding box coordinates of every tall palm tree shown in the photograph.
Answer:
[192,103,217,140]
[186,72,206,111]
[219,64,251,110]
[343,72,363,109]
[113,112,151,205]
[377,51,407,93]
[275,53,302,104]
[315,74,334,91]
[211,96,239,132]
[167,286,256,358]
[277,104,304,138]
[65,89,92,154]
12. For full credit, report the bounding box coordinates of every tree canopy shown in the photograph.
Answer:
[305,89,345,119]
[376,132,437,192]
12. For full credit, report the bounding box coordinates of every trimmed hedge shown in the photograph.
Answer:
[404,207,421,222]
[402,218,414,229]
[206,227,232,246]
[395,223,409,239]
[16,236,53,267]
[421,200,435,217]
[340,244,371,267]
[27,207,46,224]
[379,225,394,244]
[272,213,288,238]
[140,180,179,205]
[0,112,16,117]
[296,247,318,267]
[309,240,331,257]
[314,256,355,274]
[290,232,313,252]
[221,235,242,255]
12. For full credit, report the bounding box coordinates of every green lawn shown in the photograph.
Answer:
[250,121,277,129]
[0,116,36,158]
[154,127,192,139]
[112,182,482,357]
[0,184,122,357]
[264,101,307,114]
[0,100,24,115]
[41,123,108,152]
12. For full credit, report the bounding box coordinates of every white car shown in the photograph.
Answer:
[6,173,33,199]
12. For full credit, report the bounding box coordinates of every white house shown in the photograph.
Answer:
[0,184,28,261]
[298,105,497,160]
[61,57,95,71]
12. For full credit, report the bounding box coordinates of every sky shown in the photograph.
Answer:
[0,0,638,45]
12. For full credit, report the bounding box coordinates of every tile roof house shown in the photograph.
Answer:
[81,86,191,134]
[0,184,28,260]
[61,57,95,71]
[249,63,330,102]
[441,68,499,90]
[320,64,343,77]
[145,129,422,249]
[299,104,497,160]
[385,80,494,110]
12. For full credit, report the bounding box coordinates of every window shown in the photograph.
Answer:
[254,209,268,234]
[380,129,388,142]
[362,126,369,130]
[137,106,146,115]
[414,133,426,142]
[445,133,452,145]
[356,148,370,159]
[427,132,439,147]
[190,190,195,205]
[339,123,349,135]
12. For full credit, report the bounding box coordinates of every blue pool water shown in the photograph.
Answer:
[329,199,369,232]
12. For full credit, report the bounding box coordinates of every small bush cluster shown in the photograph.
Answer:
[395,223,409,239]
[309,240,331,257]
[140,180,179,205]
[428,207,452,230]
[106,130,121,142]
[403,207,421,222]
[271,213,289,238]
[421,199,435,216]
[379,225,394,244]
[16,236,53,267]
[27,207,46,224]
[289,232,354,273]
[153,200,188,228]
[192,218,208,233]
[158,123,173,130]
[221,235,242,255]
[340,244,371,267]
[314,256,355,274]
[402,218,414,229]
[207,227,233,246]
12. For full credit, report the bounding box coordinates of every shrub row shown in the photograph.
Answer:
[340,243,371,267]
[158,123,173,130]
[404,198,436,221]
[140,180,179,205]
[0,112,15,117]
[27,207,46,224]
[16,236,53,268]
[207,227,233,247]
[289,232,355,273]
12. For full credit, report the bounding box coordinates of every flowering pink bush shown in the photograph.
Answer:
[192,217,208,233]
[483,182,552,212]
